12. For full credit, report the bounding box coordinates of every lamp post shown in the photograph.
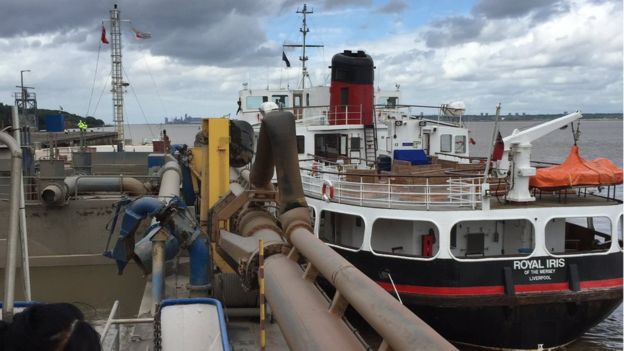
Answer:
[18,70,31,132]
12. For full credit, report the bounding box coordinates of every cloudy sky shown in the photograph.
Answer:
[0,0,621,124]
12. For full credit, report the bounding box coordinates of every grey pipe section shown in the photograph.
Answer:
[158,157,181,202]
[41,183,67,205]
[11,105,31,301]
[0,129,23,322]
[265,254,365,351]
[63,176,148,198]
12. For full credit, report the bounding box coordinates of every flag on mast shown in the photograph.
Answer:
[491,131,504,161]
[282,51,291,67]
[132,28,152,39]
[101,26,109,44]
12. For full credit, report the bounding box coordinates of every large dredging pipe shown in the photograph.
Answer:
[0,130,23,322]
[249,111,455,351]
[41,176,148,206]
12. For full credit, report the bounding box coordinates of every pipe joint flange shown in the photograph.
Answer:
[159,161,182,178]
[237,209,279,235]
[280,207,313,242]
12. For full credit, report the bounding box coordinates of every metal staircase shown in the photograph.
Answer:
[363,124,377,166]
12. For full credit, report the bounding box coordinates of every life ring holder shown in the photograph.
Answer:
[321,180,334,202]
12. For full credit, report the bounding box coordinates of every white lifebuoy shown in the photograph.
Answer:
[321,180,334,202]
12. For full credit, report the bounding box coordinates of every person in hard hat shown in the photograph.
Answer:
[258,101,279,118]
[77,120,88,131]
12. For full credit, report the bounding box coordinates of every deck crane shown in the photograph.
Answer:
[494,111,582,202]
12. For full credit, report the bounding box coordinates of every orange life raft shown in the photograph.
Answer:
[530,145,623,189]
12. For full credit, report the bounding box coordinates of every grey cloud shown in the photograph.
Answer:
[472,0,569,22]
[322,0,373,11]
[0,0,290,67]
[422,16,485,48]
[378,0,408,14]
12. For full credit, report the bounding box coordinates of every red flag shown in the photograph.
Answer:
[491,131,504,161]
[101,26,109,44]
[469,137,476,145]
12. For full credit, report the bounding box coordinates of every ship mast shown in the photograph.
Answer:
[110,4,126,150]
[283,4,323,89]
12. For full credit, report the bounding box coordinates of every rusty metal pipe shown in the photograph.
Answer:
[264,254,364,351]
[286,224,456,351]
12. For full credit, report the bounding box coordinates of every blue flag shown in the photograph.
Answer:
[282,51,291,67]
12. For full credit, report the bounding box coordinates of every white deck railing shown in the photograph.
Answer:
[300,161,483,210]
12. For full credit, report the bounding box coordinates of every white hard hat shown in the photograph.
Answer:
[258,101,279,116]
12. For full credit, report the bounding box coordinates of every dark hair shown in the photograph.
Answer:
[1,303,101,351]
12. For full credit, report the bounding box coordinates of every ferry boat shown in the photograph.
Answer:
[234,9,623,350]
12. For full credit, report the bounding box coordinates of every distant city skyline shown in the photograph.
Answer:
[0,0,621,123]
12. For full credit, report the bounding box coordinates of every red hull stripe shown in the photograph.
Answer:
[377,278,623,296]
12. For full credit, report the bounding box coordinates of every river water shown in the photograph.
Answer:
[117,119,622,350]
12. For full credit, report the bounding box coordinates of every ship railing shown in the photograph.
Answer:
[300,160,483,210]
[290,103,464,127]
[99,300,153,351]
[0,176,43,204]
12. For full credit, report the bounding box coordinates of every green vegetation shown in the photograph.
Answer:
[0,103,105,130]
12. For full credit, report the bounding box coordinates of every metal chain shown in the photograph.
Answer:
[153,304,162,351]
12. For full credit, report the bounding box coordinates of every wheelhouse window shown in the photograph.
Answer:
[319,211,364,249]
[440,134,452,153]
[545,216,612,254]
[376,96,398,108]
[314,133,348,161]
[272,95,289,107]
[246,96,267,109]
[451,219,534,259]
[454,135,466,154]
[371,219,439,258]
[296,135,305,154]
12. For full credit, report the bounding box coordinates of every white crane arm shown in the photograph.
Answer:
[502,111,582,147]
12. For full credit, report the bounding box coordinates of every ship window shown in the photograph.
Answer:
[545,216,612,255]
[340,88,349,106]
[454,135,466,154]
[246,96,265,109]
[440,134,452,153]
[350,137,361,150]
[450,219,534,259]
[319,211,364,249]
[306,93,310,106]
[371,219,439,258]
[296,135,305,154]
[376,96,398,108]
[294,95,302,107]
[618,215,623,250]
[271,95,289,107]
[314,133,348,161]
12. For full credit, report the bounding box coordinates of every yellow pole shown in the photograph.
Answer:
[199,118,230,226]
[259,239,266,350]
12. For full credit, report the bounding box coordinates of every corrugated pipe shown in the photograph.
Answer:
[0,129,23,323]
[250,111,307,213]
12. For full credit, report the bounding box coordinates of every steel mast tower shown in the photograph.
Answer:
[283,4,323,89]
[110,4,126,150]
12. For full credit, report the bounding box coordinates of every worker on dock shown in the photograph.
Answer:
[0,303,101,351]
